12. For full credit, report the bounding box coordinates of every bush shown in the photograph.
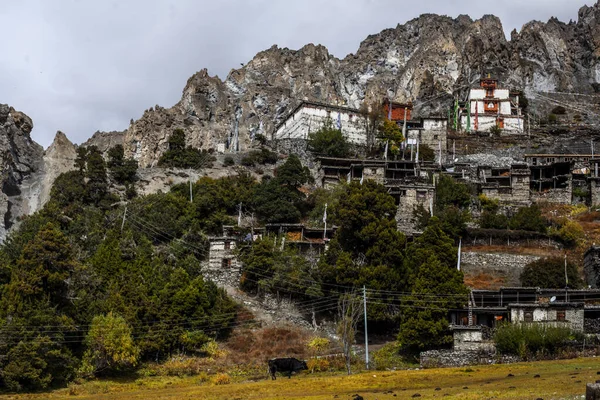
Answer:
[489,125,502,135]
[551,106,567,115]
[240,148,278,167]
[158,129,216,169]
[307,337,330,356]
[211,373,231,385]
[509,204,547,233]
[79,313,140,377]
[306,358,330,373]
[419,144,435,162]
[553,219,585,248]
[156,358,203,377]
[223,156,235,167]
[479,211,509,230]
[307,121,350,157]
[520,257,583,289]
[494,323,581,359]
[371,342,408,370]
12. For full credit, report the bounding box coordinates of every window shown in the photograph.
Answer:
[224,241,231,250]
[557,311,566,322]
[524,311,533,322]
[433,134,439,140]
[222,258,232,269]
[417,191,426,200]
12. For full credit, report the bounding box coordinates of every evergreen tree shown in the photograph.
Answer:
[397,221,468,356]
[307,120,350,157]
[520,257,582,289]
[0,224,80,390]
[107,144,138,186]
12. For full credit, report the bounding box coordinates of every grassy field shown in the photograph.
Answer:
[2,357,599,400]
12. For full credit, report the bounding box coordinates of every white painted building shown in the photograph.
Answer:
[460,78,525,134]
[509,303,584,332]
[274,101,368,145]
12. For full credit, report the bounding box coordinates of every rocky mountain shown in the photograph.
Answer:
[121,2,600,167]
[2,2,600,239]
[0,104,44,240]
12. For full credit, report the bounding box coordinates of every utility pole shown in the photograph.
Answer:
[189,169,193,202]
[592,139,595,159]
[121,204,127,232]
[363,286,369,370]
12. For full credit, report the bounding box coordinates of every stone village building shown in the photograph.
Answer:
[460,76,525,134]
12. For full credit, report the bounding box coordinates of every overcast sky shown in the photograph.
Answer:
[0,0,594,148]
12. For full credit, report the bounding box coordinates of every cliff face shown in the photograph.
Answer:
[3,2,600,239]
[0,104,44,240]
[122,2,600,167]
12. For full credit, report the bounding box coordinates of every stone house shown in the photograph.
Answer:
[509,302,584,332]
[479,163,531,206]
[451,325,495,352]
[273,101,369,144]
[529,161,573,204]
[460,77,525,134]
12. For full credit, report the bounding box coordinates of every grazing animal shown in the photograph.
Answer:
[268,357,308,380]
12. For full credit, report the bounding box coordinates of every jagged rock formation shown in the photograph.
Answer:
[36,131,78,207]
[83,130,124,153]
[122,2,600,168]
[0,104,44,240]
[3,2,600,239]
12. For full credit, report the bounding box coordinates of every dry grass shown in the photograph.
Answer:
[464,272,506,290]
[4,357,600,399]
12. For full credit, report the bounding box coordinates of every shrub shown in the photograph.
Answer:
[200,340,227,359]
[158,129,216,169]
[553,220,585,248]
[79,313,140,377]
[372,342,407,370]
[307,337,330,356]
[551,106,567,115]
[223,156,235,167]
[307,120,350,157]
[479,211,509,230]
[509,204,547,233]
[418,144,435,162]
[489,125,502,135]
[494,323,581,359]
[211,373,231,385]
[156,358,203,377]
[520,257,583,289]
[254,133,268,145]
[306,358,330,373]
[240,148,278,167]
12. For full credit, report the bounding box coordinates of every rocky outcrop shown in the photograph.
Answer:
[0,104,44,240]
[83,130,124,153]
[37,131,78,207]
[118,2,600,168]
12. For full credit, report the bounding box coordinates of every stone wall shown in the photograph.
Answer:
[420,349,519,368]
[396,184,435,235]
[584,246,600,289]
[203,267,242,289]
[589,178,600,206]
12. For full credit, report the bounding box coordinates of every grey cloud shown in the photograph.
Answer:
[0,0,593,148]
